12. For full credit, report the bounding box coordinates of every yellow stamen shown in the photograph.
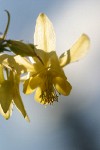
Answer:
[39,70,59,104]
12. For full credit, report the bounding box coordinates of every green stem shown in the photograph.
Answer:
[2,10,10,40]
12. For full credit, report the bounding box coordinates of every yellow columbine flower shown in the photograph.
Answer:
[0,55,29,121]
[14,13,90,105]
[24,50,72,105]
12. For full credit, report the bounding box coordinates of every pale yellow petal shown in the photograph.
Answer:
[14,93,30,122]
[23,75,41,94]
[48,51,60,66]
[34,87,43,104]
[14,55,34,73]
[34,50,66,78]
[30,75,42,90]
[34,13,56,52]
[0,103,13,120]
[0,65,5,83]
[13,75,29,122]
[53,77,72,96]
[23,77,35,94]
[33,49,47,64]
[59,34,90,67]
[0,54,30,74]
[47,51,67,78]
[14,55,43,75]
[0,80,13,113]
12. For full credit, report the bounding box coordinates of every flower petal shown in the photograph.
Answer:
[30,75,42,90]
[13,74,29,121]
[53,77,72,96]
[0,65,5,83]
[0,103,13,120]
[34,87,43,104]
[23,77,35,94]
[14,55,34,73]
[0,54,31,74]
[23,75,41,94]
[34,13,56,52]
[0,80,13,113]
[0,67,13,119]
[59,34,90,67]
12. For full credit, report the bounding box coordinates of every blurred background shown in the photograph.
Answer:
[0,0,100,150]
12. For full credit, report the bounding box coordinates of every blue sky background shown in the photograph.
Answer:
[0,0,100,150]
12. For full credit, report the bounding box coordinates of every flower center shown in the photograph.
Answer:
[39,70,59,105]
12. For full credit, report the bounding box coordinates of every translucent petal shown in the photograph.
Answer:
[59,34,90,67]
[33,49,48,65]
[14,90,30,122]
[34,50,66,79]
[23,75,41,94]
[0,67,13,119]
[53,77,72,96]
[0,54,32,74]
[13,75,29,121]
[0,103,13,120]
[30,75,42,90]
[0,65,5,83]
[0,80,13,113]
[23,77,35,94]
[34,87,43,104]
[14,55,34,73]
[34,13,56,52]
